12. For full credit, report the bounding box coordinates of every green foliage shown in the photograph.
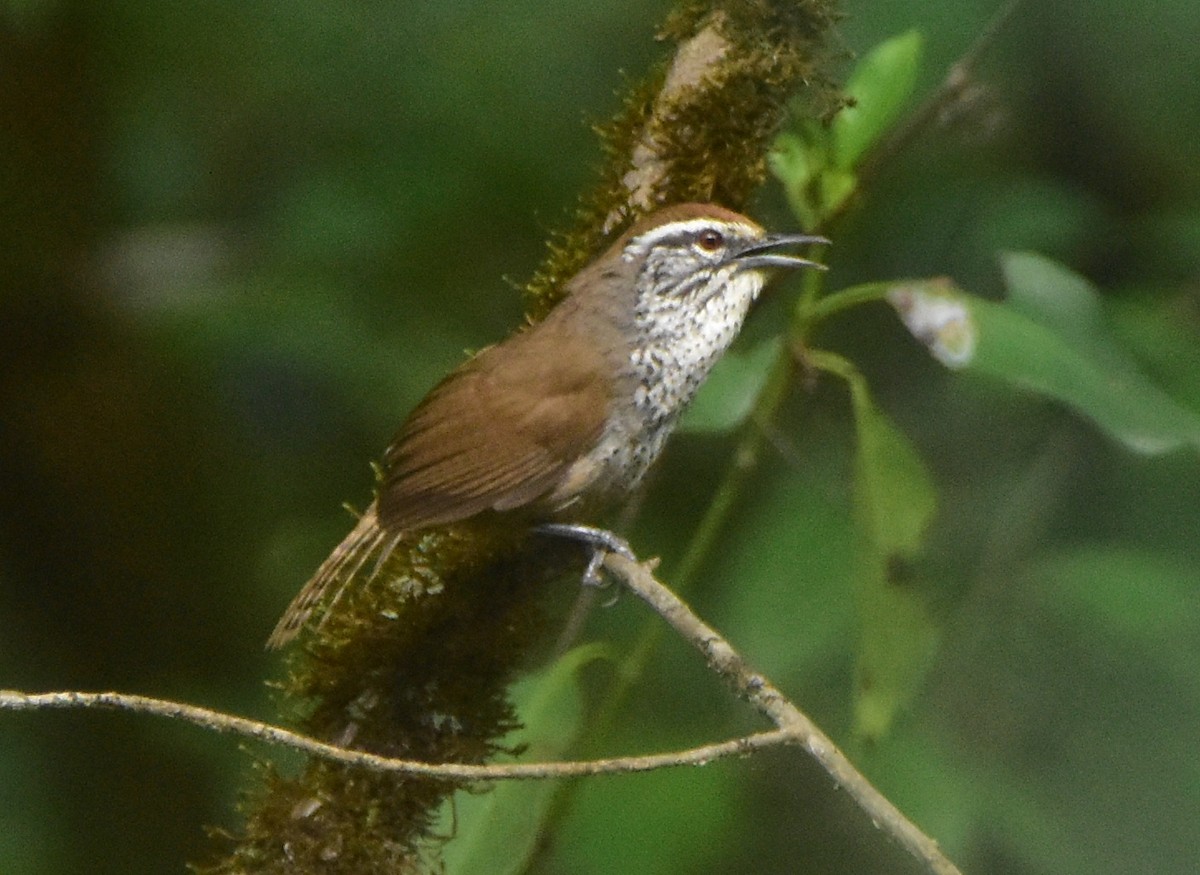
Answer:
[437,645,610,875]
[755,13,1200,872]
[831,30,923,170]
[770,29,922,227]
[764,32,942,742]
[890,258,1200,453]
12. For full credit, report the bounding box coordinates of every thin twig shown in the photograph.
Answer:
[602,552,963,875]
[0,688,790,780]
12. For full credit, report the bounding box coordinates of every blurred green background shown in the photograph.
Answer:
[2,1,1198,873]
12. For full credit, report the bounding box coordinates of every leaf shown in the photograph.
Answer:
[831,30,924,170]
[986,255,1200,455]
[818,167,858,218]
[853,562,940,742]
[847,379,939,740]
[890,255,1200,454]
[768,127,827,230]
[772,31,921,227]
[773,31,922,228]
[849,383,936,562]
[679,337,782,433]
[438,644,611,875]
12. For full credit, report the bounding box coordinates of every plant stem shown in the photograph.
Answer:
[798,280,894,337]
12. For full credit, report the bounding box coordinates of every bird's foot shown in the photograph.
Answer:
[533,523,635,588]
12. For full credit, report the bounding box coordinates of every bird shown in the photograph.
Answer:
[267,202,827,648]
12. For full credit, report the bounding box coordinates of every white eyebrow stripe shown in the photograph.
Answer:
[625,218,762,256]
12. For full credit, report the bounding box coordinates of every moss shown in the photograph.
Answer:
[197,527,574,872]
[197,1,841,871]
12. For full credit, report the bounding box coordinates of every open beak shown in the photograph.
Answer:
[734,232,830,271]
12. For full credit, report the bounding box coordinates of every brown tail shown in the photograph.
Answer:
[266,503,399,649]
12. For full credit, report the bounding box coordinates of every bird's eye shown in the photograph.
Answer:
[695,228,725,253]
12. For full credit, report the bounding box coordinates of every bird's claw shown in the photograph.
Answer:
[534,523,634,595]
[582,548,606,588]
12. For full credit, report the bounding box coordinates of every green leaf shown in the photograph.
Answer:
[847,383,939,740]
[772,31,921,228]
[818,167,858,218]
[999,251,1117,356]
[891,255,1200,454]
[849,380,936,559]
[438,644,611,875]
[768,127,827,230]
[853,563,940,742]
[767,131,818,194]
[679,337,782,433]
[831,30,924,170]
[772,30,921,228]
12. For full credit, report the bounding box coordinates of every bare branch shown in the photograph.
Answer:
[0,688,790,780]
[602,552,963,875]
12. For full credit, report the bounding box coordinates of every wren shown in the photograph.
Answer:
[268,203,827,647]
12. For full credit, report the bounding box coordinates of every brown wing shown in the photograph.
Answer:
[377,322,611,531]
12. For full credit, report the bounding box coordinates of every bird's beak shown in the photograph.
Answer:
[734,233,829,271]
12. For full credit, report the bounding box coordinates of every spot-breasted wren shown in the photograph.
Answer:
[268,203,827,647]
